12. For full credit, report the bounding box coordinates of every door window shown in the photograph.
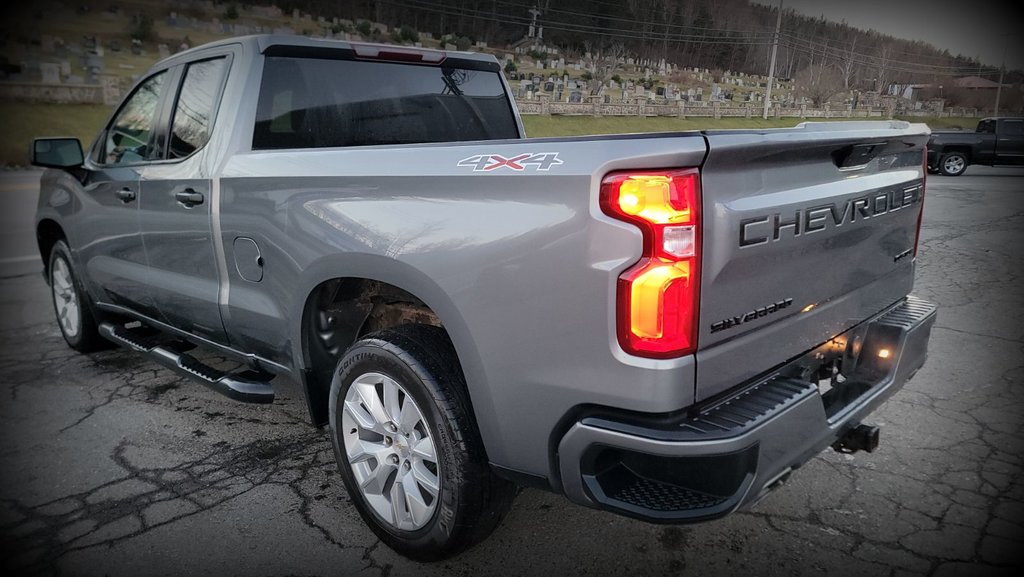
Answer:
[103,71,167,165]
[977,120,996,134]
[169,58,229,159]
[1002,120,1023,136]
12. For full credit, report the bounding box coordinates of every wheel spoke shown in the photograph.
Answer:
[354,381,391,428]
[399,398,421,432]
[343,399,378,431]
[390,474,410,526]
[348,439,389,465]
[411,436,435,462]
[402,468,432,525]
[382,377,402,424]
[360,460,396,496]
[411,459,439,497]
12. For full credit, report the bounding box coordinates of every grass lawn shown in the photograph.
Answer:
[522,115,979,137]
[0,99,980,166]
[0,101,112,166]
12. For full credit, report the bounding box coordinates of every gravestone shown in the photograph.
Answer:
[569,90,582,103]
[158,44,171,59]
[544,81,554,92]
[40,63,60,84]
[655,86,665,97]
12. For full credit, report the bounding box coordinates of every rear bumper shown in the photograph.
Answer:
[556,295,937,523]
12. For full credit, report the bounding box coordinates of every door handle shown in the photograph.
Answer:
[175,189,205,207]
[116,188,136,203]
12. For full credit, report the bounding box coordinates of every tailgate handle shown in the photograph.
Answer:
[832,142,886,170]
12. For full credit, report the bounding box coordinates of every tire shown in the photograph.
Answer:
[939,152,968,176]
[48,240,108,352]
[329,324,516,561]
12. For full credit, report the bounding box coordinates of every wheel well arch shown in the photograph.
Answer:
[298,276,467,427]
[36,219,66,278]
[939,146,972,161]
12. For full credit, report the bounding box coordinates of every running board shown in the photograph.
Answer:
[98,322,275,404]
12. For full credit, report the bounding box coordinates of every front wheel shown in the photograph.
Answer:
[939,152,968,176]
[48,240,108,352]
[329,324,516,561]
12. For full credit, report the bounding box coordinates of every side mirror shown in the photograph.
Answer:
[31,138,84,169]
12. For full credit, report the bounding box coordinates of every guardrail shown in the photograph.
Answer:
[514,99,980,119]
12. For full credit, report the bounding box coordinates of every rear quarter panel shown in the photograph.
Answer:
[218,135,708,478]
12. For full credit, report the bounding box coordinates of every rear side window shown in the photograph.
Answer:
[253,55,518,150]
[977,120,996,134]
[169,58,228,159]
[1002,120,1023,136]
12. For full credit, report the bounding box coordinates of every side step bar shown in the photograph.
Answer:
[98,322,275,404]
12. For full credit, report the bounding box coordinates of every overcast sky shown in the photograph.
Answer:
[775,0,1024,72]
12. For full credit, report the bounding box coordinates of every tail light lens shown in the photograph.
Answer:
[600,169,701,358]
[915,148,927,257]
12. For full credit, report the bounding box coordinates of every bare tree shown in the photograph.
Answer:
[875,43,892,93]
[834,35,857,89]
[794,65,845,106]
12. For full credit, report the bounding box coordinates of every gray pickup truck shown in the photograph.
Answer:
[32,35,936,560]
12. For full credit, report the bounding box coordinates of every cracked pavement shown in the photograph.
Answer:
[1,167,1022,576]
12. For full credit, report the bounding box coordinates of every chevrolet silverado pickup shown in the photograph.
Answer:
[927,116,1024,175]
[32,35,936,560]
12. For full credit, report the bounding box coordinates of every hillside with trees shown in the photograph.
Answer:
[267,0,1020,109]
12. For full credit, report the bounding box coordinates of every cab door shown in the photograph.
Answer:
[77,69,171,319]
[139,55,232,344]
[996,119,1024,164]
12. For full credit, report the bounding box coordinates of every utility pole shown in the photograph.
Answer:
[763,0,783,120]
[994,44,1007,116]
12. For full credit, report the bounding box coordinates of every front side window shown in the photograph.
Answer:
[253,55,518,150]
[104,71,166,165]
[169,58,229,159]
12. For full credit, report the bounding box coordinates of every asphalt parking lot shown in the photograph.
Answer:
[1,166,1022,576]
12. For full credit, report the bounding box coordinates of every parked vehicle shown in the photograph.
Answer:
[927,117,1024,176]
[33,35,936,560]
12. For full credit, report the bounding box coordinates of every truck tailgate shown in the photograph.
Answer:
[696,122,929,401]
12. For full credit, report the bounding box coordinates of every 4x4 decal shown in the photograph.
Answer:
[457,152,563,172]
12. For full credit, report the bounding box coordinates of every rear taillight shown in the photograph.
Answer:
[600,169,701,358]
[915,148,927,257]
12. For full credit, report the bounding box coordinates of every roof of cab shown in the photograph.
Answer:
[153,34,498,68]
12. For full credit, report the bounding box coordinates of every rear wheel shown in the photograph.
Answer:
[329,324,516,561]
[939,152,968,176]
[48,240,108,352]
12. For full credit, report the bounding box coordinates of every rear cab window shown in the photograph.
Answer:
[1001,120,1023,136]
[252,50,519,150]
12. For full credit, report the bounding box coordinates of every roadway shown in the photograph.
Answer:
[0,166,1021,576]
